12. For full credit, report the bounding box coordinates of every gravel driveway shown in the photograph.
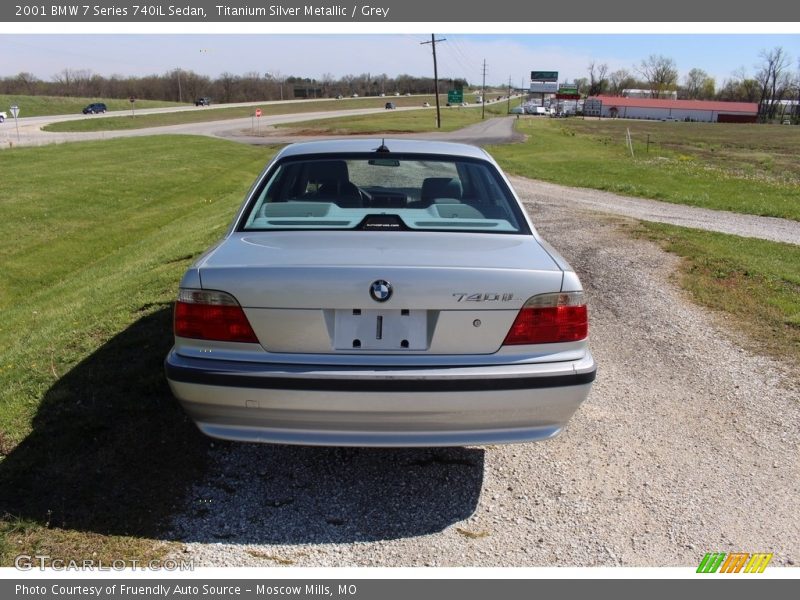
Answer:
[168,183,799,567]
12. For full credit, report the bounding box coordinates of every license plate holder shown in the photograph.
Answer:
[333,309,427,350]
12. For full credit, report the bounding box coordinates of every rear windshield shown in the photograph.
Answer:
[239,155,527,233]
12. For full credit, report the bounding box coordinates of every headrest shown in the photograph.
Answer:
[421,177,462,202]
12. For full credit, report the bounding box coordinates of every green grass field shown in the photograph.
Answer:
[487,118,800,221]
[0,136,275,564]
[41,94,458,132]
[0,94,183,118]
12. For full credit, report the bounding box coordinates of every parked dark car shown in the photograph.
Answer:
[384,102,396,110]
[82,103,107,114]
[195,97,211,106]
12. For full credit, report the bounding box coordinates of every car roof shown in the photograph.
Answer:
[275,139,491,161]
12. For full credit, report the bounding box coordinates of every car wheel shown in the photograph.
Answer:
[0,116,4,123]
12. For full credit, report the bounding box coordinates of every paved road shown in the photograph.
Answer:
[0,105,418,147]
[0,97,514,148]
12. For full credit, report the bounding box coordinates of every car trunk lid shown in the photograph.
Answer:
[196,231,564,354]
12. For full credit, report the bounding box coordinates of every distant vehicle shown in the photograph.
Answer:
[0,111,6,123]
[336,94,343,100]
[394,92,401,96]
[509,106,525,115]
[525,105,549,116]
[195,97,211,107]
[405,92,411,96]
[82,103,107,114]
[351,93,359,98]
[423,101,430,107]
[783,119,792,125]
[385,102,396,110]
[380,93,386,97]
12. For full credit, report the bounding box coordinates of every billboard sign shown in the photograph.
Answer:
[558,85,579,95]
[530,82,559,93]
[531,71,559,82]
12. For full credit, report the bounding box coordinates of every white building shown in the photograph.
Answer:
[585,96,758,123]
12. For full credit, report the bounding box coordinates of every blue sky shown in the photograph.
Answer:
[2,34,798,87]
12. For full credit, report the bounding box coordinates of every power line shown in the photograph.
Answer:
[442,37,478,79]
[449,35,481,71]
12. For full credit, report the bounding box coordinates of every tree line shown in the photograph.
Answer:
[2,45,797,122]
[0,69,469,104]
[581,47,799,121]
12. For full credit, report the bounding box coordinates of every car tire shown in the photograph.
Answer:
[0,116,4,123]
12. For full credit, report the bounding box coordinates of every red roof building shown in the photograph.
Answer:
[585,96,758,123]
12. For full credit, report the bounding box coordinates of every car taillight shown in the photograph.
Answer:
[174,289,258,343]
[503,291,588,345]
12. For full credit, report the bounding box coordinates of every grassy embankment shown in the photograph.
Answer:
[0,94,183,117]
[0,136,276,564]
[488,117,800,220]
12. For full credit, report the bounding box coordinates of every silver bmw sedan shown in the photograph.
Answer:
[165,139,595,446]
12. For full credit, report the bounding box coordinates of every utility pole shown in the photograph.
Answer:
[176,68,182,103]
[481,59,487,120]
[421,34,446,128]
[507,75,512,113]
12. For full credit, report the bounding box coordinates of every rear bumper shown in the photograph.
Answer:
[165,350,596,447]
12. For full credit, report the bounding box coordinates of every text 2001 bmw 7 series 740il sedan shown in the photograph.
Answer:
[165,139,596,446]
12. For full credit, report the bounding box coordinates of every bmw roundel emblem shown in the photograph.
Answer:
[369,280,393,302]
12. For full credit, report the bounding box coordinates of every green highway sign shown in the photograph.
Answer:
[531,71,559,82]
[558,86,578,95]
[447,90,463,103]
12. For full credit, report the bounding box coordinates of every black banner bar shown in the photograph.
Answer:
[2,0,792,22]
[3,579,799,600]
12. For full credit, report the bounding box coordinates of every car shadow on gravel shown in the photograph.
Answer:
[0,306,484,546]
[171,443,485,545]
[0,307,212,539]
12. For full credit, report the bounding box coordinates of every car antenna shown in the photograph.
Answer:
[376,138,390,153]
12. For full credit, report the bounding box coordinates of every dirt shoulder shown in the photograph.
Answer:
[510,176,800,245]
